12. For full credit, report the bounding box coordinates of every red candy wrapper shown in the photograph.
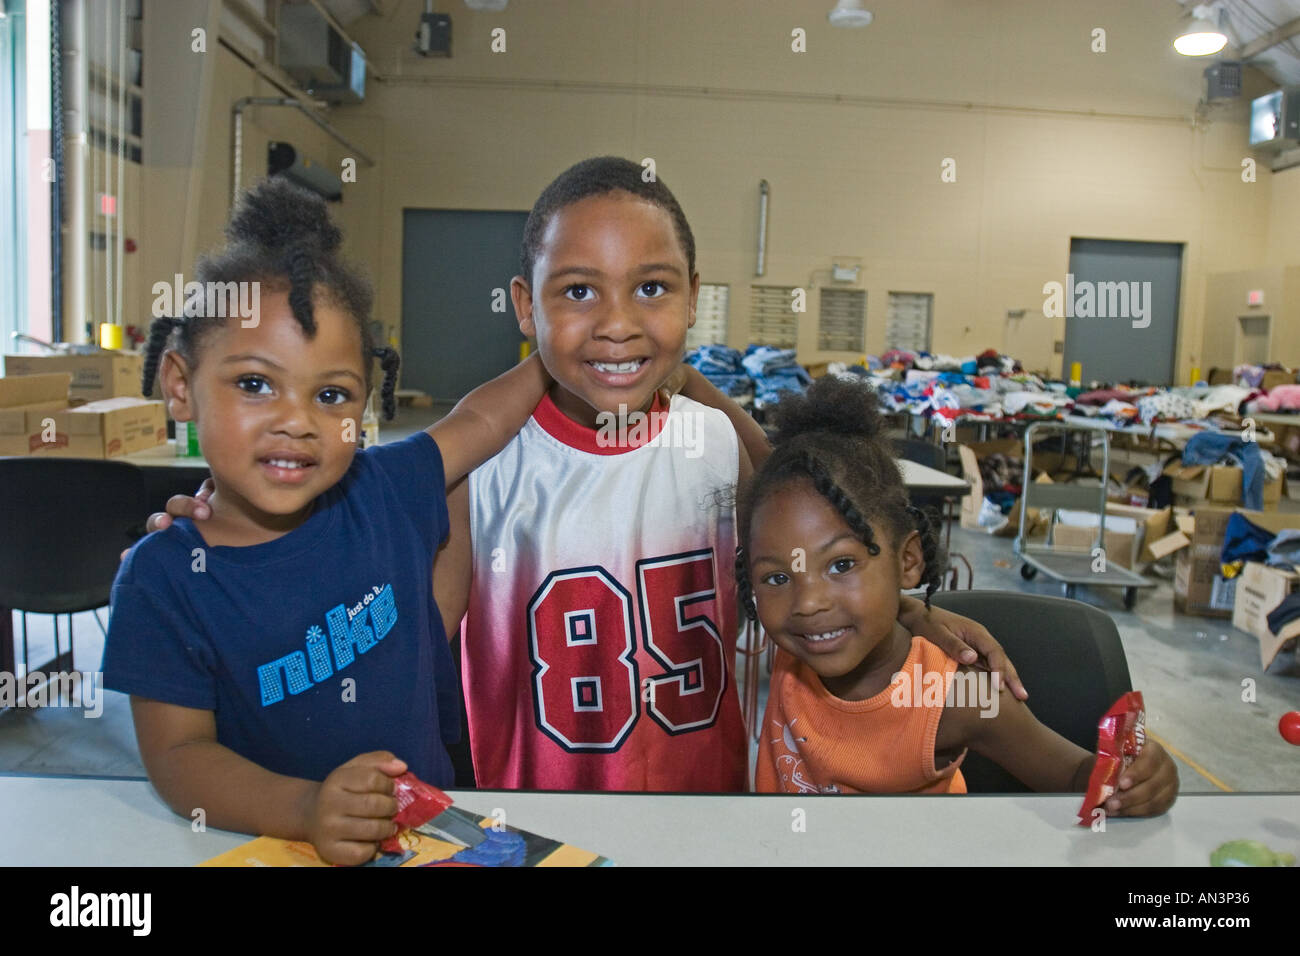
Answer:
[379,773,454,853]
[1077,691,1145,826]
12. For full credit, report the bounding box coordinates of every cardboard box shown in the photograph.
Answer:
[1050,502,1174,569]
[1163,461,1283,509]
[0,389,165,459]
[1173,506,1300,619]
[958,443,984,530]
[1232,561,1300,670]
[957,442,1046,536]
[44,397,167,458]
[1261,369,1296,392]
[993,473,1054,539]
[0,373,73,455]
[0,371,70,409]
[1173,506,1237,618]
[1051,515,1139,569]
[5,351,143,402]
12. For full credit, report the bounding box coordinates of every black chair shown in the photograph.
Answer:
[929,590,1133,793]
[0,457,148,685]
[892,437,947,474]
[892,437,971,588]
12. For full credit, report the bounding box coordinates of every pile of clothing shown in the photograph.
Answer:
[865,353,1066,423]
[685,345,752,400]
[1219,511,1300,644]
[1250,384,1300,413]
[685,344,812,408]
[741,346,812,408]
[1234,363,1293,389]
[1182,432,1286,511]
[977,453,1024,512]
[1220,511,1300,575]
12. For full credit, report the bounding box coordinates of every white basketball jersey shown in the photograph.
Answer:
[464,392,746,791]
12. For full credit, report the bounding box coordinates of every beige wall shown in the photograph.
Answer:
[146,0,1293,384]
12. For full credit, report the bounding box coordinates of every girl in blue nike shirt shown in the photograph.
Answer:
[103,177,549,865]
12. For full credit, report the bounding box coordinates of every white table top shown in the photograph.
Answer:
[1,773,1294,866]
[123,439,970,494]
[121,440,210,469]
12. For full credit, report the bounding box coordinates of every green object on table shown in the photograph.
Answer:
[1210,839,1295,867]
[174,421,201,458]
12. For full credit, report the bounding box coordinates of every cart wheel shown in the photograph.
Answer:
[1123,588,1137,611]
[1020,564,1038,581]
[1064,584,1077,599]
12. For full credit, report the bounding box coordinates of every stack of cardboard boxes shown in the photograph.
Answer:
[0,353,165,458]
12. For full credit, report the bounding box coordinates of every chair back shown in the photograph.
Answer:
[892,437,947,473]
[929,590,1133,792]
[0,457,148,613]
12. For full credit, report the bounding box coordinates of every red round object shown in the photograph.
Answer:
[1280,711,1300,746]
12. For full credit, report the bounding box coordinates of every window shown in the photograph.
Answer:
[686,283,728,349]
[818,288,865,352]
[749,284,797,348]
[886,292,933,353]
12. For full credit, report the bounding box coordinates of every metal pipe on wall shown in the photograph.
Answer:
[50,0,63,340]
[61,0,88,343]
[116,0,126,330]
[756,179,769,277]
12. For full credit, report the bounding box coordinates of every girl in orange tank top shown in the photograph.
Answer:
[740,377,1179,816]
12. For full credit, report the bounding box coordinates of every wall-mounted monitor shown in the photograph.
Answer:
[1250,89,1300,148]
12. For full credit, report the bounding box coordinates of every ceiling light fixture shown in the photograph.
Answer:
[1175,4,1227,56]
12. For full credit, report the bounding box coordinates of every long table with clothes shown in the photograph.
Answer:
[687,346,1294,507]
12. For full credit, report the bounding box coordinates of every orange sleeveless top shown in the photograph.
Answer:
[755,636,967,794]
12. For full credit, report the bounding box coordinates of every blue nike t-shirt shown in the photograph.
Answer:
[102,431,458,786]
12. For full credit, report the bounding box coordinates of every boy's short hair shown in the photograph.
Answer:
[520,156,697,285]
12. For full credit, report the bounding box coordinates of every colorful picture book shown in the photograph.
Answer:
[200,808,613,867]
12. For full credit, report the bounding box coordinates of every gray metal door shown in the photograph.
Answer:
[401,209,529,401]
[1063,239,1182,386]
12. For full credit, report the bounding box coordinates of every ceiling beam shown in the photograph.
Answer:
[1241,14,1300,60]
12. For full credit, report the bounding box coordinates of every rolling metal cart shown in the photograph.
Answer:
[1014,421,1155,610]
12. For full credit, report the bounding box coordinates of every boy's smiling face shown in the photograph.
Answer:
[512,191,699,427]
[160,288,368,543]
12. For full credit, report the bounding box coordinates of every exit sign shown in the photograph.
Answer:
[1248,289,1264,306]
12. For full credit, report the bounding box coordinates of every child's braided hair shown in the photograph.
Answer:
[736,375,946,621]
[141,176,398,419]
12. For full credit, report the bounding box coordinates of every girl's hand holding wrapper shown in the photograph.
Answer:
[1077,691,1177,823]
[379,772,452,853]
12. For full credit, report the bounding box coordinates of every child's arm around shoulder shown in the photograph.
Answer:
[427,353,551,487]
[675,364,772,468]
[934,665,1178,816]
[131,697,404,865]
